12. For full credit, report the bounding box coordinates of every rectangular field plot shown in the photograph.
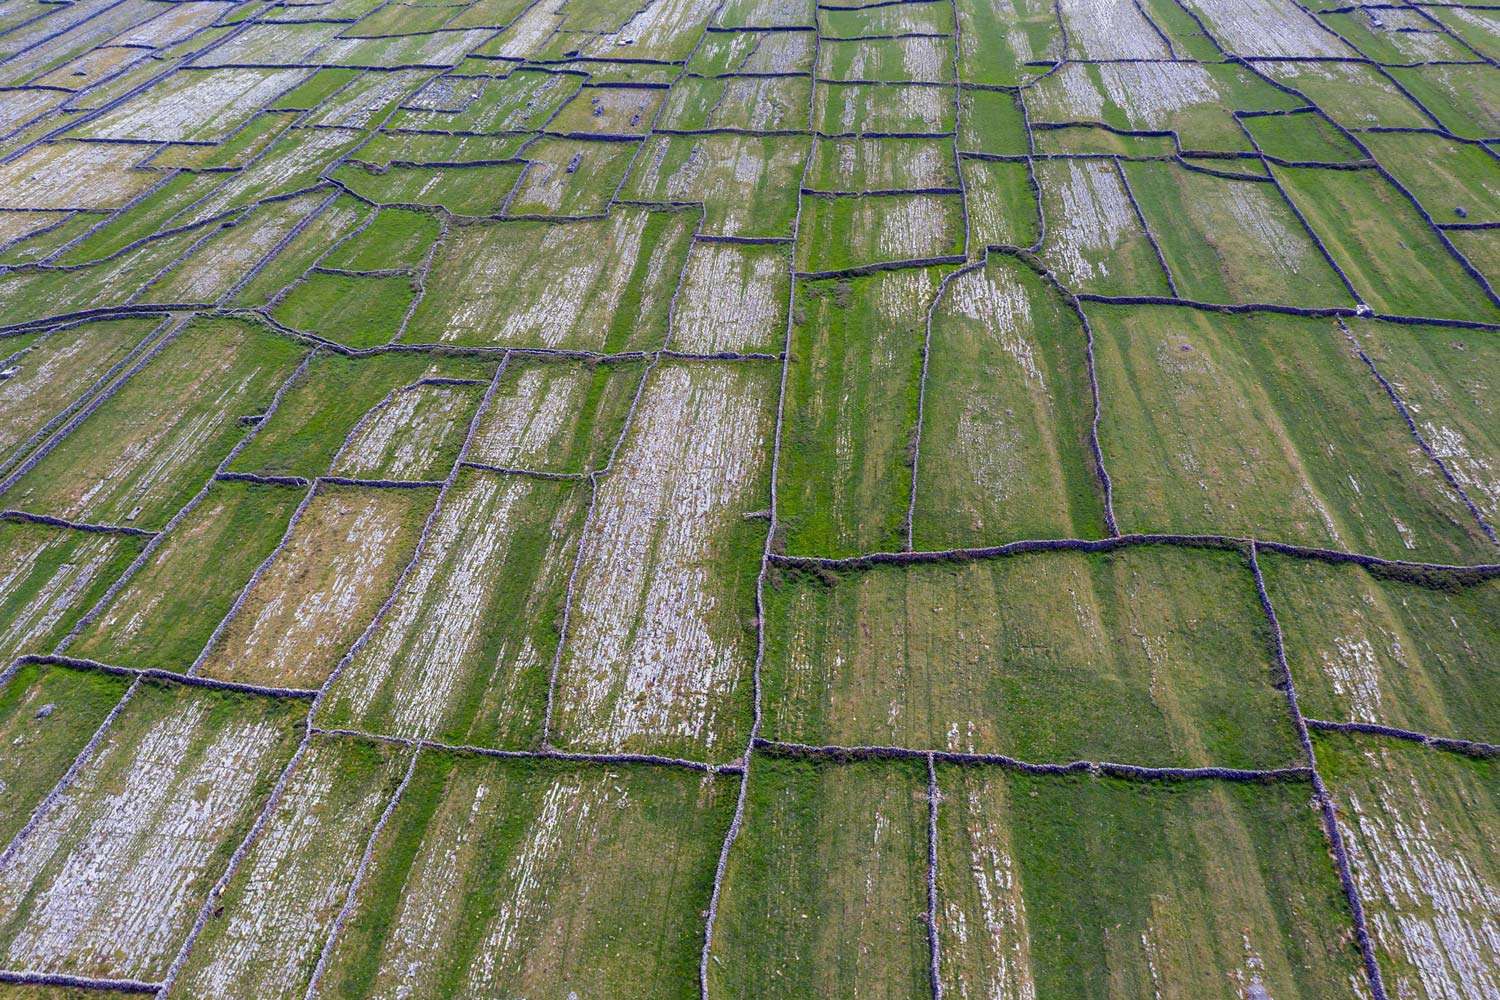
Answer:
[403,207,694,350]
[960,159,1037,248]
[778,267,946,556]
[467,359,642,474]
[319,471,584,747]
[764,545,1298,767]
[328,161,524,217]
[1273,166,1500,322]
[956,0,1061,86]
[1120,161,1353,306]
[0,681,303,981]
[673,242,788,354]
[0,317,160,476]
[229,354,492,480]
[813,81,955,136]
[816,37,954,84]
[934,767,1366,998]
[1035,159,1172,297]
[913,256,1106,546]
[165,735,412,1000]
[1,319,306,530]
[1089,304,1496,562]
[1361,132,1500,226]
[623,134,809,238]
[308,754,733,1000]
[707,756,931,1000]
[0,141,163,211]
[550,363,775,762]
[195,483,434,690]
[1314,732,1499,1000]
[0,661,130,846]
[0,520,145,663]
[1261,554,1497,742]
[504,137,639,218]
[658,75,811,132]
[69,482,305,673]
[806,137,957,193]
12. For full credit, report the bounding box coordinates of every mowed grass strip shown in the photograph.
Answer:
[935,766,1367,998]
[913,255,1106,547]
[2,318,307,530]
[708,756,931,1000]
[1089,304,1495,562]
[0,662,131,846]
[69,482,304,673]
[0,681,304,981]
[310,753,733,999]
[551,363,775,762]
[195,483,434,690]
[1314,731,1499,1000]
[764,546,1297,767]
[1262,553,1497,743]
[320,471,584,748]
[779,268,946,556]
[0,521,145,663]
[166,735,412,1000]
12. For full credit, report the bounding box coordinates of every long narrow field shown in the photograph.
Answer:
[0,0,1495,995]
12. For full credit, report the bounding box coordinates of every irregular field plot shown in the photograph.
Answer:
[166,735,412,1000]
[310,753,734,1000]
[935,766,1367,998]
[0,662,130,846]
[764,545,1298,767]
[551,362,775,762]
[1315,732,1499,1000]
[1272,166,1500,322]
[467,358,641,474]
[1036,158,1172,297]
[673,242,788,354]
[1089,304,1495,562]
[624,133,810,238]
[707,757,931,1000]
[0,681,303,981]
[69,482,305,672]
[0,317,160,476]
[0,520,145,662]
[1121,161,1353,306]
[195,483,434,689]
[230,353,491,479]
[913,255,1107,546]
[320,471,584,747]
[1348,318,1500,524]
[1261,553,1497,742]
[330,380,486,482]
[2,319,306,530]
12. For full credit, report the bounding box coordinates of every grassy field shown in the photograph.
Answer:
[1314,731,1499,1000]
[764,545,1298,768]
[319,471,584,747]
[1261,552,1496,741]
[936,766,1367,998]
[70,481,304,671]
[310,753,734,999]
[1089,304,1495,562]
[778,268,947,556]
[708,756,931,1000]
[912,255,1106,545]
[0,521,146,662]
[0,681,303,980]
